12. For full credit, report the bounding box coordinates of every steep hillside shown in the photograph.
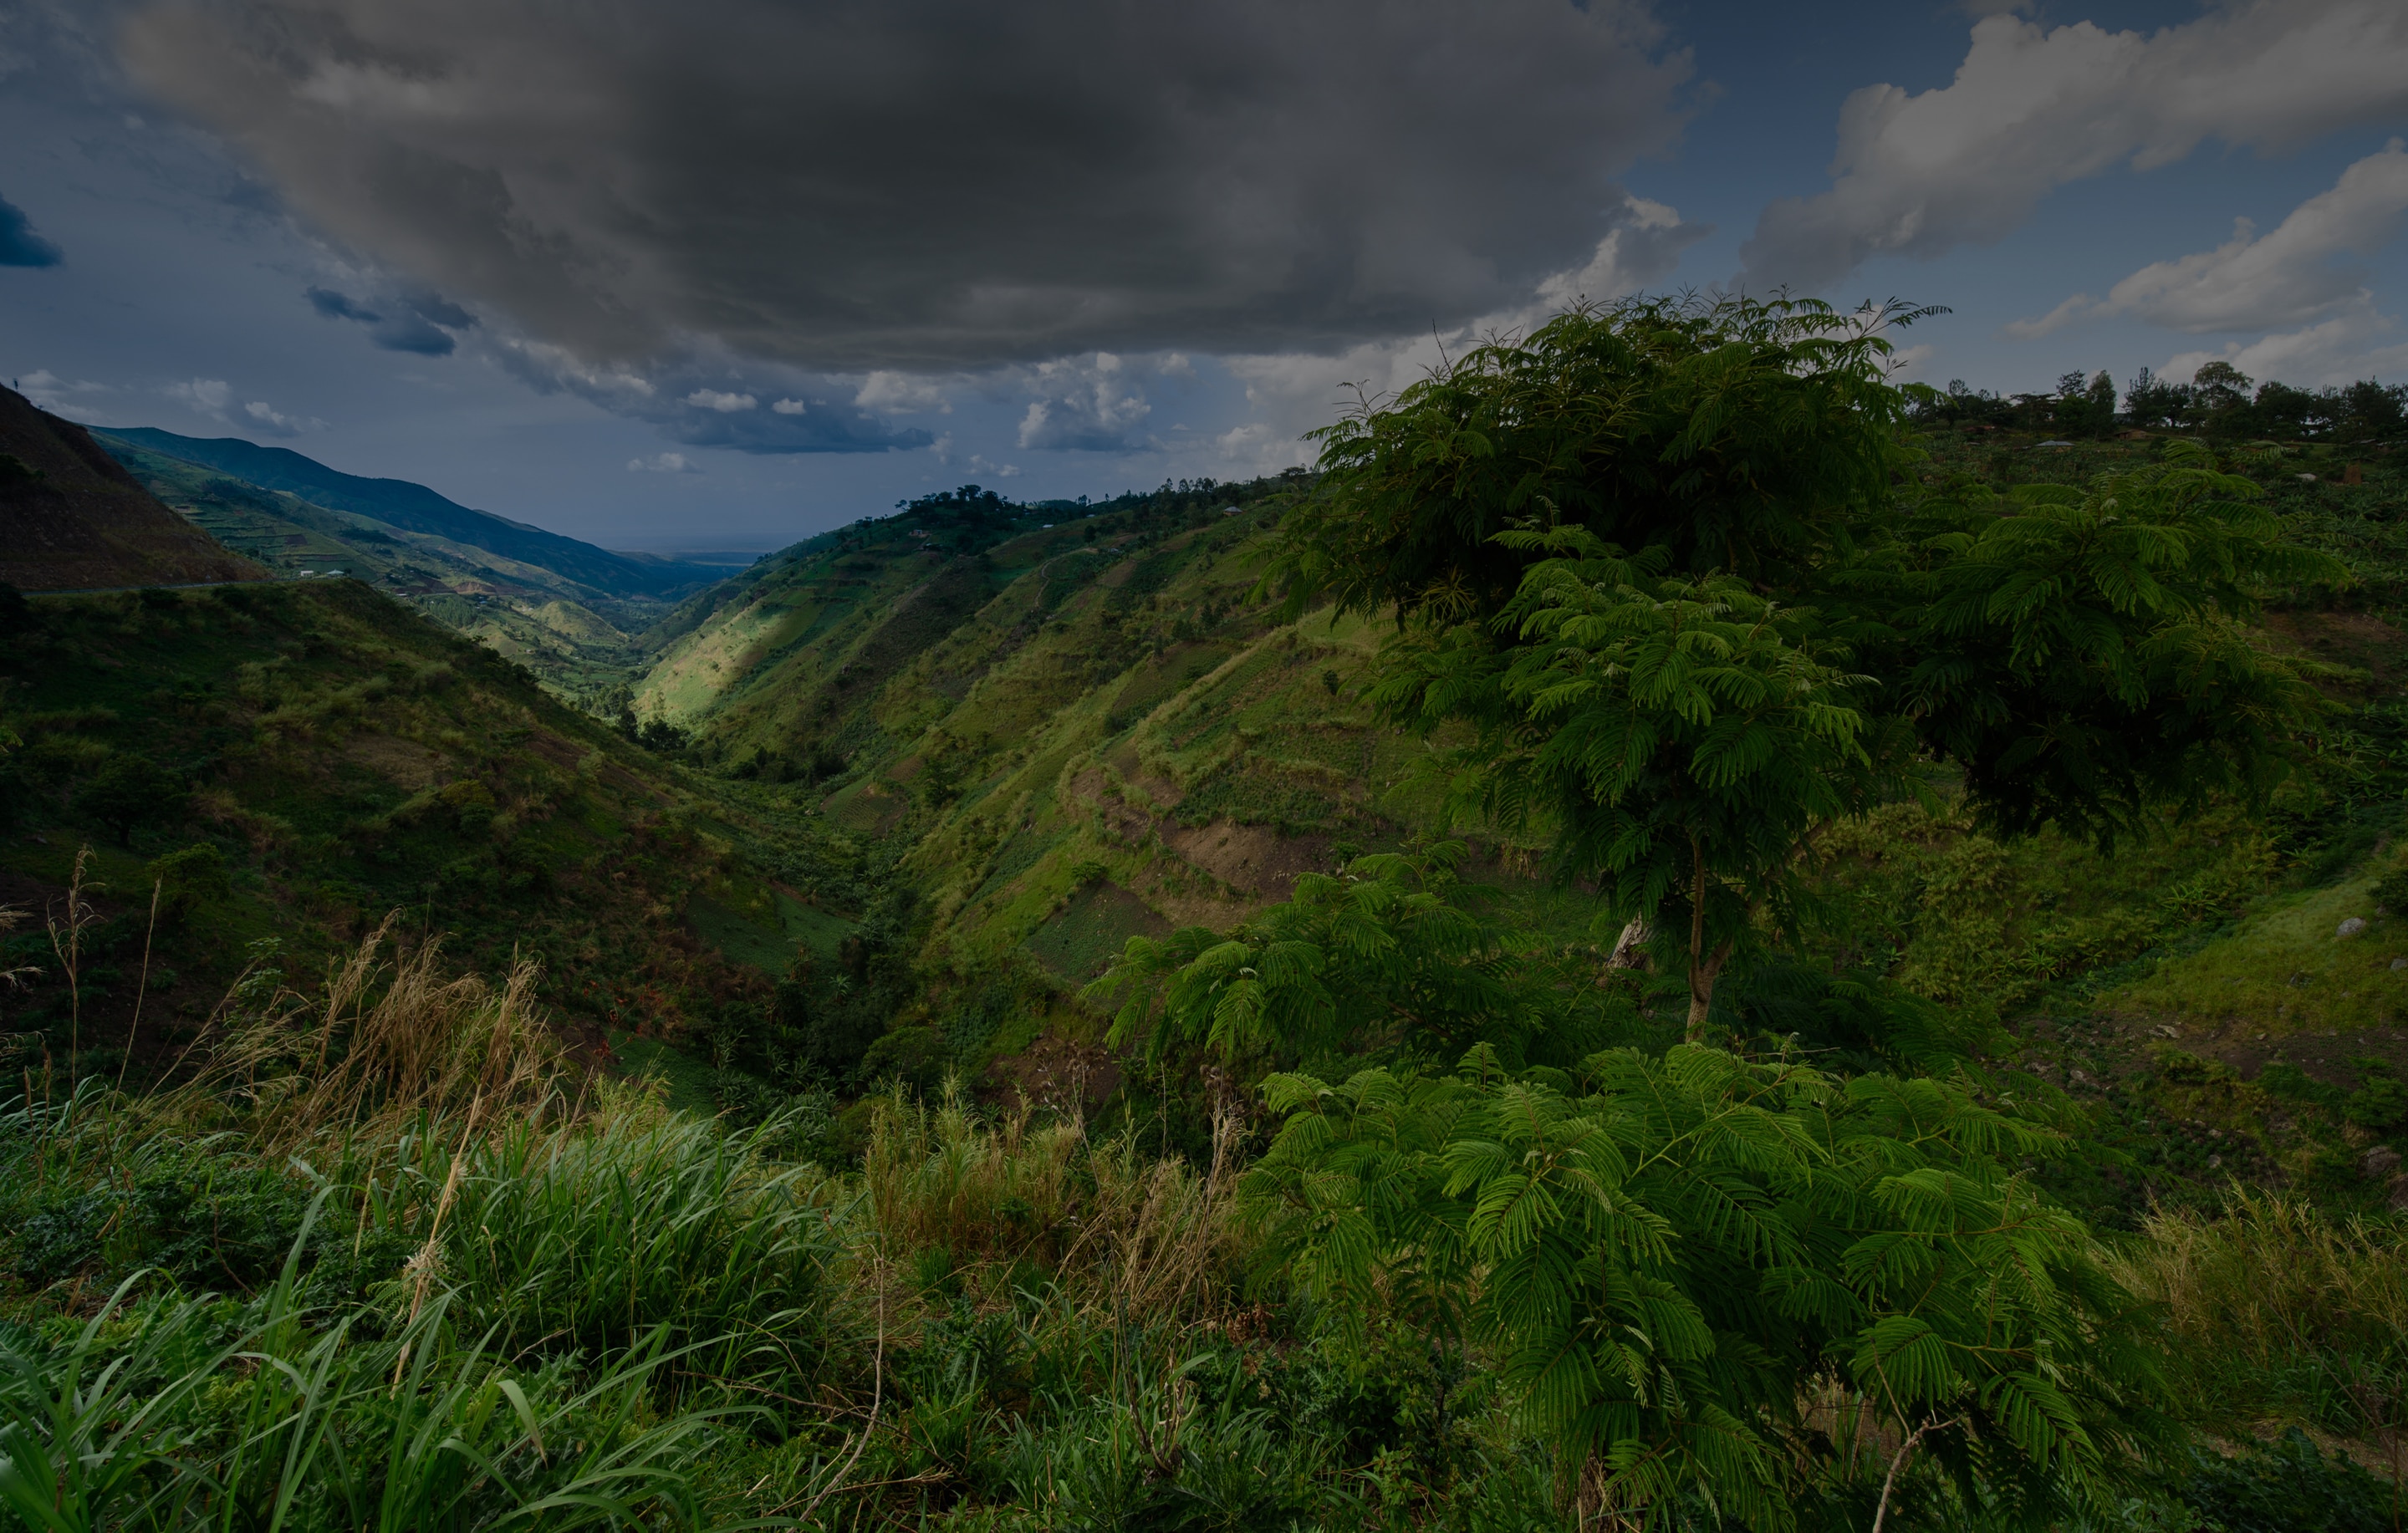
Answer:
[102,426,718,599]
[621,437,2408,1221]
[0,385,263,590]
[0,580,851,1091]
[99,435,723,707]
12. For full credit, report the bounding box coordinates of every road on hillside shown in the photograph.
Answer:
[21,576,331,597]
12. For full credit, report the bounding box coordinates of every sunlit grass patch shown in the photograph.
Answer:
[2110,868,2408,1035]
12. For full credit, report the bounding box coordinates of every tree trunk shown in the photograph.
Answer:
[1685,943,1732,1043]
[1684,838,1731,1043]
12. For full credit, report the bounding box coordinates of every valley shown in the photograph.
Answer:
[3,332,2406,1527]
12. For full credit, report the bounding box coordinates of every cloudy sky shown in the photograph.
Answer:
[4,0,2406,553]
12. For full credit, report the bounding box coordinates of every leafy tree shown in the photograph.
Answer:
[2190,361,2254,433]
[1368,535,1918,1036]
[2334,378,2406,442]
[74,754,187,848]
[1878,446,2337,844]
[2123,367,2189,430]
[2052,368,2119,436]
[1264,296,2337,1038]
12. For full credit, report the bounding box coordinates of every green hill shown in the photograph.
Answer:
[0,579,851,1092]
[3,361,2406,1526]
[608,440,2408,1224]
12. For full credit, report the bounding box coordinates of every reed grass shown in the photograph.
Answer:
[171,920,568,1148]
[2110,1186,2408,1511]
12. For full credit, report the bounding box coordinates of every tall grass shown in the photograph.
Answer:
[359,1104,841,1378]
[0,929,1273,1528]
[2112,1188,2408,1505]
[175,921,566,1148]
[0,1245,731,1531]
[16,924,2404,1528]
[862,1087,1244,1322]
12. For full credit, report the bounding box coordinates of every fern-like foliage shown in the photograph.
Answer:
[1241,1047,2175,1528]
[1872,441,2345,845]
[1084,842,1620,1068]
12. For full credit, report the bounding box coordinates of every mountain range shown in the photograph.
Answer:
[102,427,708,598]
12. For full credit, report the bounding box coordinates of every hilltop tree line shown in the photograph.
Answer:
[1921,359,2406,442]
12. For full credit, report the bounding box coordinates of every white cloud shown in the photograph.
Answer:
[1015,352,1156,451]
[770,396,808,415]
[926,432,955,466]
[1742,1,2408,290]
[242,397,324,435]
[2161,302,2408,389]
[685,388,757,411]
[1212,192,1707,473]
[855,371,951,415]
[2001,293,2095,341]
[15,370,114,422]
[501,338,655,399]
[1887,343,1938,381]
[2010,140,2408,338]
[165,377,232,416]
[967,455,1020,478]
[626,451,696,473]
[1536,197,1711,308]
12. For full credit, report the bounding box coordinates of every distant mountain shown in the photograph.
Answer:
[100,435,685,710]
[0,386,263,590]
[101,427,702,599]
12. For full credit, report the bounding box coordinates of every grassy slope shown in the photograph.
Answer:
[0,581,839,1083]
[627,490,1620,1107]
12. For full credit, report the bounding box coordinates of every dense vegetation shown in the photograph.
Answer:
[3,300,2407,1528]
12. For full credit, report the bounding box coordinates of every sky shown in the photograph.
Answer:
[3,0,2406,554]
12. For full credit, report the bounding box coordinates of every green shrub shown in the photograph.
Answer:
[72,753,187,847]
[145,842,231,919]
[859,1025,951,1094]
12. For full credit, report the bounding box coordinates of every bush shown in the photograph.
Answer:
[145,841,231,919]
[73,753,187,847]
[2155,1429,2395,1533]
[858,1025,951,1094]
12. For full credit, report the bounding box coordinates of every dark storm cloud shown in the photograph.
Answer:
[0,195,64,267]
[120,1,1691,372]
[304,283,476,354]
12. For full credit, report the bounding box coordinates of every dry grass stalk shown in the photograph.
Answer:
[44,846,98,1092]
[2112,1186,2408,1489]
[1074,1107,1245,1322]
[0,903,39,991]
[2115,1190,2408,1373]
[117,879,161,1094]
[177,918,569,1148]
